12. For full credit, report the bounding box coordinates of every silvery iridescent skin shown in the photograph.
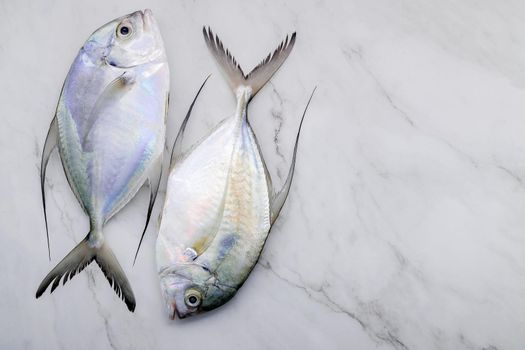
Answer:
[156,28,298,319]
[157,87,273,318]
[36,10,168,311]
[58,10,169,237]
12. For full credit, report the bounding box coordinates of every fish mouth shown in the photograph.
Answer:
[104,56,140,69]
[169,303,184,320]
[104,57,138,69]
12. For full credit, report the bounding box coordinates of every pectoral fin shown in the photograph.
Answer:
[270,88,316,225]
[82,73,136,147]
[41,116,58,260]
[133,156,162,265]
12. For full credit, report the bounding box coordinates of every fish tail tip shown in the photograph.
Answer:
[35,288,44,299]
[127,301,136,312]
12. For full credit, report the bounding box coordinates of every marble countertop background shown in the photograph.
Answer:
[2,0,525,349]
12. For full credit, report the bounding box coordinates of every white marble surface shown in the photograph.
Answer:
[2,0,525,349]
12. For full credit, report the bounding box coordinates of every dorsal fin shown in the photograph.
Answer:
[169,75,210,169]
[271,87,316,224]
[41,116,58,260]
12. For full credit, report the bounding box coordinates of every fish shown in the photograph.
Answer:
[156,27,314,319]
[36,9,170,311]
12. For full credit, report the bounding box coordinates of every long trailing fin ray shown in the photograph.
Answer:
[203,27,296,99]
[41,116,58,260]
[133,156,163,265]
[36,233,136,312]
[270,87,316,225]
[169,75,211,168]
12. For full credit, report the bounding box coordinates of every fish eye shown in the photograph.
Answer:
[117,22,133,39]
[184,289,202,308]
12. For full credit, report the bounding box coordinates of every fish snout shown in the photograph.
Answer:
[170,302,184,320]
[163,299,176,320]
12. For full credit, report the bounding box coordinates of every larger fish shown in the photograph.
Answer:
[36,10,169,311]
[156,27,313,319]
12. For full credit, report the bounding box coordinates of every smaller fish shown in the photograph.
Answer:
[156,27,315,319]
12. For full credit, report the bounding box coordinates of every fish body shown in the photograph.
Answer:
[157,28,303,318]
[158,94,271,317]
[37,10,169,311]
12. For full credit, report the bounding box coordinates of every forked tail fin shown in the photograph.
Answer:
[203,27,296,99]
[35,232,136,311]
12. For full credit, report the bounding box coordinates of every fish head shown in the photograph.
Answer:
[84,9,166,68]
[159,264,237,319]
[160,271,204,319]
